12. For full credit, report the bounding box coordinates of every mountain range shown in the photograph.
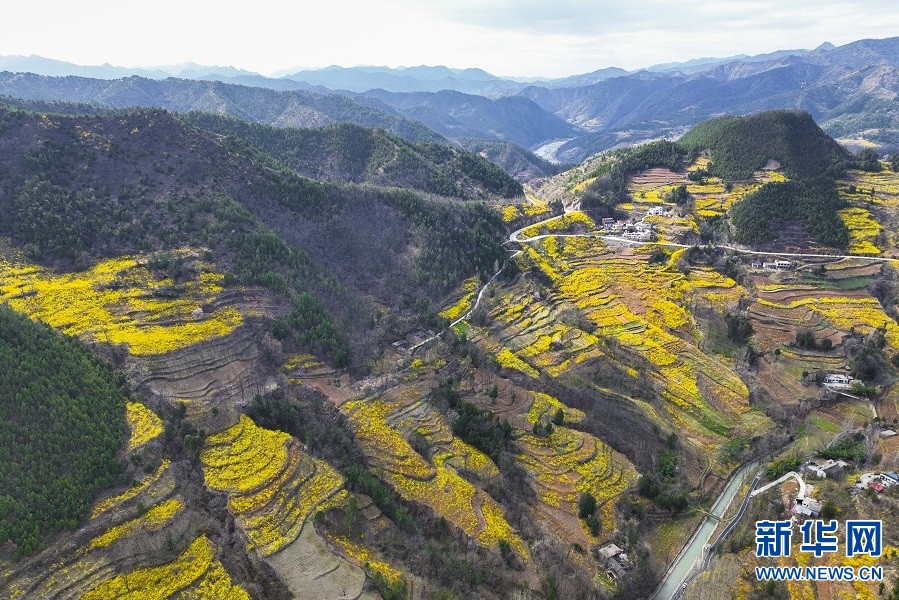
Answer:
[4,36,899,596]
[2,37,898,168]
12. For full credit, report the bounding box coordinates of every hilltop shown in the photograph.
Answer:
[677,109,851,181]
[553,109,857,251]
[0,104,509,364]
[0,72,445,143]
[181,114,523,198]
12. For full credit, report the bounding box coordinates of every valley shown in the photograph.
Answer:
[3,42,899,600]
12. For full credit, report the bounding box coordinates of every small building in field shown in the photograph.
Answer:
[803,459,848,479]
[598,543,624,560]
[647,206,667,216]
[761,260,792,271]
[606,558,627,581]
[623,231,653,242]
[791,498,822,517]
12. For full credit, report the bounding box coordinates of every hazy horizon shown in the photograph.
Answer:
[4,1,899,78]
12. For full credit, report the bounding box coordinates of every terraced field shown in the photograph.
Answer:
[744,258,899,408]
[0,250,247,355]
[484,237,768,463]
[619,158,792,245]
[518,394,637,542]
[0,450,202,599]
[201,415,344,556]
[341,383,528,558]
[82,535,250,600]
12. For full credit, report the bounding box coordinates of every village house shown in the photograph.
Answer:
[802,459,848,479]
[791,498,822,517]
[623,230,653,242]
[761,260,792,270]
[597,543,630,582]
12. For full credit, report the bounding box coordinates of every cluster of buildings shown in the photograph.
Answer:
[854,471,899,493]
[600,218,656,242]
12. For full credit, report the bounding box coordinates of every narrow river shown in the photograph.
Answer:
[652,459,761,599]
[532,138,573,164]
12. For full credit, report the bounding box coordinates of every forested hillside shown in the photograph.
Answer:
[0,104,508,363]
[181,114,522,199]
[678,109,851,180]
[360,89,583,147]
[0,72,445,143]
[458,137,567,182]
[0,306,129,557]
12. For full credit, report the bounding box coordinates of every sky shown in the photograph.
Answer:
[3,0,899,77]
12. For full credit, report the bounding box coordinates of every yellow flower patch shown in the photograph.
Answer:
[838,207,882,255]
[92,459,171,519]
[126,401,163,451]
[342,398,527,558]
[329,534,405,584]
[527,392,585,425]
[0,253,242,355]
[83,535,249,600]
[439,277,479,320]
[496,347,539,378]
[90,497,183,549]
[201,415,344,556]
[519,211,597,239]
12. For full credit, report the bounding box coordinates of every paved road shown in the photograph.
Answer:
[671,473,762,600]
[751,471,806,499]
[514,221,897,264]
[423,208,894,354]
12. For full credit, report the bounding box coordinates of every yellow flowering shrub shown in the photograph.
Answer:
[0,252,242,355]
[329,534,405,583]
[92,459,171,519]
[527,392,585,425]
[125,401,163,451]
[201,415,344,555]
[496,347,539,378]
[90,497,183,548]
[83,535,249,600]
